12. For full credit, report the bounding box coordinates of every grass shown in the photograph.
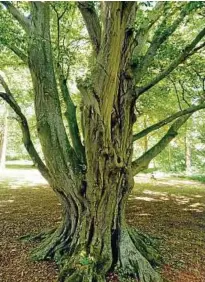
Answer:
[178,174,205,184]
[6,164,35,169]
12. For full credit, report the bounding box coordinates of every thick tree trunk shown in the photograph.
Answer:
[0,105,8,170]
[30,72,161,281]
[32,173,161,282]
[25,3,161,281]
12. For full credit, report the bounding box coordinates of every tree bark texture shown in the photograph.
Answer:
[26,3,160,282]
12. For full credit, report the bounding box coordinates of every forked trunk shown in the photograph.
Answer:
[29,66,160,282]
[27,3,161,281]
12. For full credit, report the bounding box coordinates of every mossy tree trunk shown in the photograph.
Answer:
[26,3,160,281]
[1,2,205,282]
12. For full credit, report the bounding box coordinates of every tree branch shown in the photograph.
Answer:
[0,75,51,182]
[4,43,28,63]
[136,4,188,81]
[137,26,205,96]
[133,102,205,142]
[77,1,101,54]
[57,68,85,163]
[186,41,205,57]
[1,1,31,33]
[142,2,165,31]
[133,2,165,56]
[169,77,183,110]
[132,114,191,175]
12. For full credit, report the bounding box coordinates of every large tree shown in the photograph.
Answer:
[0,2,205,281]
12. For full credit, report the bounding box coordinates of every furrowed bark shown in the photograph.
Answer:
[92,2,136,142]
[52,3,84,163]
[0,75,50,181]
[133,102,205,142]
[27,5,88,269]
[63,3,161,281]
[132,114,192,175]
[28,2,80,175]
[30,2,161,281]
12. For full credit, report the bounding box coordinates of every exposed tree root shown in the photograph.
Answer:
[25,225,161,282]
[30,223,71,261]
[117,228,162,282]
[128,228,162,267]
[19,228,56,243]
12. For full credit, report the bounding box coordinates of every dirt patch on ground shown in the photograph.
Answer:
[1,169,205,281]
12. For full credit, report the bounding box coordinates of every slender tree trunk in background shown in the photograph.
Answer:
[185,132,191,174]
[0,105,8,170]
[168,146,172,171]
[143,116,148,153]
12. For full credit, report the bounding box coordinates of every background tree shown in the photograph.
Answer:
[0,101,8,170]
[0,2,205,282]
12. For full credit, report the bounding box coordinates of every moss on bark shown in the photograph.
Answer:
[27,222,161,282]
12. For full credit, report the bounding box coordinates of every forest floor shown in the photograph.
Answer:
[0,167,205,282]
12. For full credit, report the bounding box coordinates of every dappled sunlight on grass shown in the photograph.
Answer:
[132,192,196,206]
[133,196,161,202]
[183,207,204,213]
[143,190,168,196]
[132,183,205,208]
[0,168,47,189]
[182,202,205,213]
[135,173,205,190]
[0,199,14,203]
[128,174,205,281]
[171,195,193,205]
[138,213,151,217]
[189,202,205,208]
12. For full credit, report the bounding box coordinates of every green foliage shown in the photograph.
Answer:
[181,175,205,183]
[0,1,205,172]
